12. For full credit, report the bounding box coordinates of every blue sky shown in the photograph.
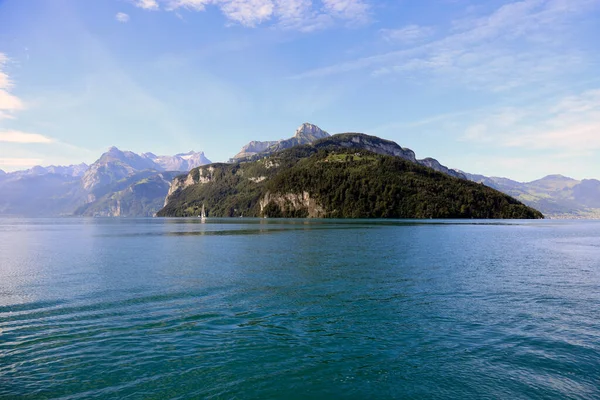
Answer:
[0,0,599,181]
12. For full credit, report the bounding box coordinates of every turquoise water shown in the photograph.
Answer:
[1,218,599,399]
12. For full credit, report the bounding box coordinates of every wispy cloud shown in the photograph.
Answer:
[293,0,599,90]
[0,130,54,144]
[131,0,371,30]
[380,25,435,44]
[455,89,600,154]
[220,0,275,26]
[322,0,370,24]
[115,12,131,23]
[0,158,44,167]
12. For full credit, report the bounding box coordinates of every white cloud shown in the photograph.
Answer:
[0,90,24,113]
[133,0,159,10]
[115,12,131,22]
[131,0,371,29]
[0,54,25,120]
[219,0,275,26]
[0,130,54,144]
[380,25,435,44]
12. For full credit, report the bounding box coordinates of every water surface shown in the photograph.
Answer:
[1,218,599,399]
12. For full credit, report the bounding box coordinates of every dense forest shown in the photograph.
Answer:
[158,139,543,219]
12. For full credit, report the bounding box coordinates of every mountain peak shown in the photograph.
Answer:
[540,174,575,181]
[294,123,329,140]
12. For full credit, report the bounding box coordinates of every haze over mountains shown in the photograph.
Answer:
[0,123,598,219]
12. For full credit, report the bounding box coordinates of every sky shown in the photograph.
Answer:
[0,0,599,181]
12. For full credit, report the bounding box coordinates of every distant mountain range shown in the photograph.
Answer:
[0,149,211,217]
[1,123,598,219]
[463,173,600,218]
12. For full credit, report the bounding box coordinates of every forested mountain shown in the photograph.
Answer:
[159,134,542,219]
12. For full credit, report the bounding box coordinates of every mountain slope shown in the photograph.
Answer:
[75,171,181,217]
[0,173,84,216]
[159,134,542,219]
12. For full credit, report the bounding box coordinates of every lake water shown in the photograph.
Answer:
[1,218,599,399]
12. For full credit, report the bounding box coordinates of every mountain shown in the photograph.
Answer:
[158,133,542,219]
[230,123,465,179]
[0,173,83,216]
[230,123,330,162]
[78,147,212,216]
[463,173,600,218]
[142,151,211,172]
[81,147,158,191]
[40,163,89,177]
[0,148,211,217]
[0,163,89,179]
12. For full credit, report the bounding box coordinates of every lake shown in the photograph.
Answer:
[1,218,599,399]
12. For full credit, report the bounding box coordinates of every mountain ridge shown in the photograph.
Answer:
[230,123,464,179]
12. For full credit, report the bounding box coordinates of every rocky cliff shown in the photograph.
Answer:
[230,123,329,162]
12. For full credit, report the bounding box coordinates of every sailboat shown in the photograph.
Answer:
[199,204,207,222]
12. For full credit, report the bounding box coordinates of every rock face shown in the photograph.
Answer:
[463,172,600,218]
[163,166,217,207]
[260,191,325,218]
[231,140,280,161]
[417,158,465,180]
[230,123,330,162]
